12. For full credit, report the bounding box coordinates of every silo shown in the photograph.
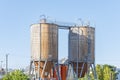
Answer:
[68,26,95,77]
[31,20,58,79]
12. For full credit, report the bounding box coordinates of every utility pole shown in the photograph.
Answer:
[0,61,3,69]
[6,54,8,74]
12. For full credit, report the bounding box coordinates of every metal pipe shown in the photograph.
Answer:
[90,64,94,76]
[1,61,3,69]
[80,62,85,77]
[76,27,80,79]
[29,61,32,77]
[33,61,36,80]
[57,62,61,80]
[41,60,47,78]
[67,28,71,79]
[87,63,90,80]
[94,28,97,80]
[93,64,97,79]
[38,23,41,80]
[67,28,70,79]
[53,63,59,80]
[58,25,71,29]
[6,54,8,74]
[57,24,61,80]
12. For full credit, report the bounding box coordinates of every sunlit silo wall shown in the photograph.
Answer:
[31,23,58,61]
[69,26,95,63]
[30,22,58,78]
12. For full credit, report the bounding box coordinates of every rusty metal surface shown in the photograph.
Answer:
[34,61,53,78]
[73,62,87,77]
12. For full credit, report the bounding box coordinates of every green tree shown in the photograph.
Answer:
[79,64,118,80]
[103,64,118,80]
[96,64,103,80]
[2,70,29,80]
[103,65,110,80]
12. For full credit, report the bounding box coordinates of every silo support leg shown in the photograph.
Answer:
[53,62,61,80]
[79,62,85,77]
[41,60,47,78]
[29,61,32,77]
[33,61,37,80]
[91,64,95,79]
[66,64,71,78]
[87,64,91,80]
[93,64,97,80]
[57,62,61,80]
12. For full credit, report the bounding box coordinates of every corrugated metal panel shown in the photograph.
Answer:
[31,23,58,61]
[69,26,95,63]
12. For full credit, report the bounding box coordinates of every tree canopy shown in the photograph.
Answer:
[97,64,118,80]
[79,64,118,80]
[2,70,29,80]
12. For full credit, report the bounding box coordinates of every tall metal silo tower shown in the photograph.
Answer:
[67,26,97,79]
[29,19,60,80]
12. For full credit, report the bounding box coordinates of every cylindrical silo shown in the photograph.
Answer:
[31,20,58,79]
[69,26,95,77]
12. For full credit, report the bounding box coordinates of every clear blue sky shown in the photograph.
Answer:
[0,0,120,69]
